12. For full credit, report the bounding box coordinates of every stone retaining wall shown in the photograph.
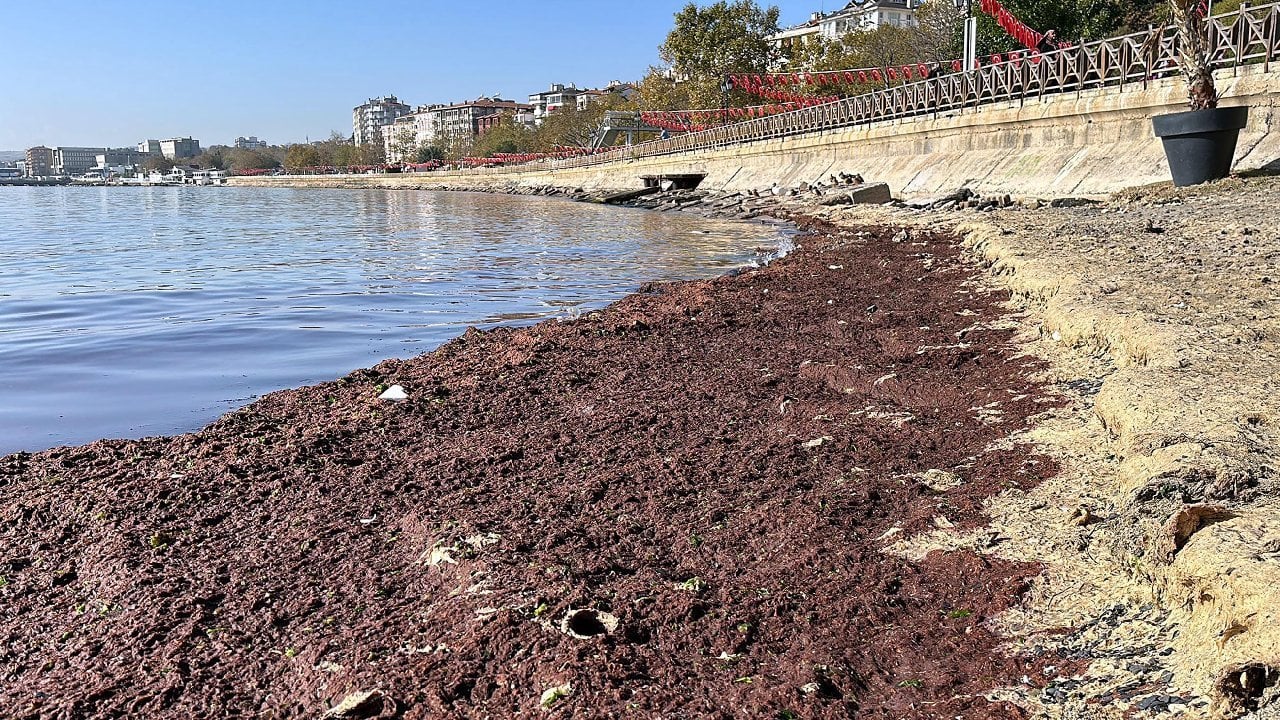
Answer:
[233,65,1280,199]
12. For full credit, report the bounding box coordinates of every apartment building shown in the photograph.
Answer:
[528,83,585,123]
[25,146,53,177]
[382,105,444,161]
[53,147,104,176]
[234,136,268,149]
[770,0,921,57]
[434,98,532,141]
[575,81,639,111]
[381,98,532,161]
[96,148,151,172]
[159,137,201,159]
[352,95,411,147]
[833,0,919,32]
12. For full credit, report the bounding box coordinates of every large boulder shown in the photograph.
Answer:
[817,182,892,206]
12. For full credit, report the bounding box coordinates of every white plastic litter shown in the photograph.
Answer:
[378,384,408,401]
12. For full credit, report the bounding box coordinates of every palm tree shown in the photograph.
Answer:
[1169,0,1218,110]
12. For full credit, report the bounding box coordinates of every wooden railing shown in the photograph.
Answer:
[466,2,1280,176]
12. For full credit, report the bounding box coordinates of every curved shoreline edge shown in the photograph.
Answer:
[3,175,1279,718]
[1,196,1070,718]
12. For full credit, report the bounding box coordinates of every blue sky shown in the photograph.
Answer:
[0,0,824,150]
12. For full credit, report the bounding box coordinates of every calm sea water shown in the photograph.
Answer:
[0,186,787,454]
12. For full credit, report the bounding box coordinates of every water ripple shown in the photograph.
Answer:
[0,186,787,454]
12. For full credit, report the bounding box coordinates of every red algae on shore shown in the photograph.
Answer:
[0,222,1068,719]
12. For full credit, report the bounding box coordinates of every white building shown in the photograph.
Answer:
[95,148,151,175]
[575,81,638,111]
[382,105,446,162]
[528,83,585,124]
[234,136,268,149]
[137,139,162,154]
[190,169,227,185]
[770,0,921,57]
[382,98,532,161]
[352,95,411,147]
[53,147,103,176]
[159,137,201,159]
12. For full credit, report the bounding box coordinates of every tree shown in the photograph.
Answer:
[388,128,418,163]
[1169,0,1217,109]
[224,148,280,174]
[973,0,1127,55]
[652,0,782,110]
[791,25,917,76]
[912,0,965,63]
[284,144,322,170]
[332,143,360,167]
[1198,0,1245,16]
[636,67,698,111]
[785,0,959,72]
[415,144,445,163]
[357,142,386,165]
[188,146,228,170]
[438,133,473,161]
[535,96,625,150]
[472,115,536,157]
[141,154,175,172]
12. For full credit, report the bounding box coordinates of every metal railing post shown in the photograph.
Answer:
[1239,2,1251,70]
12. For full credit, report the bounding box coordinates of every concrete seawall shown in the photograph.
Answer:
[233,65,1280,199]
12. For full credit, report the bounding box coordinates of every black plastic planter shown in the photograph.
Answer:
[1152,106,1249,187]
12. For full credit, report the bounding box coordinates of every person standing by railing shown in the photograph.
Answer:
[1036,29,1060,54]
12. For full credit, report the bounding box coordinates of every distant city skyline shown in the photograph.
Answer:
[0,0,821,150]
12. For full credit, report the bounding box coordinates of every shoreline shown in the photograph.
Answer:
[0,211,1069,718]
[4,175,1279,717]
[0,188,790,458]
